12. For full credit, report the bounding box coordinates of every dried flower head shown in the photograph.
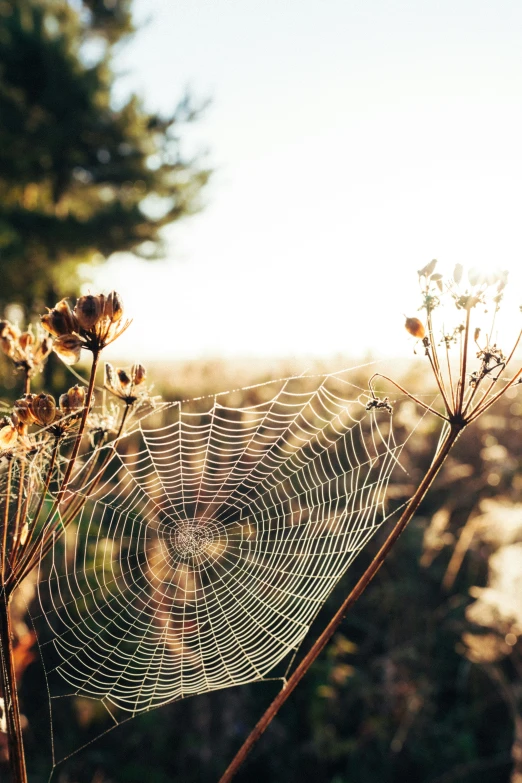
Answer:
[105,362,149,405]
[0,321,53,376]
[41,291,130,364]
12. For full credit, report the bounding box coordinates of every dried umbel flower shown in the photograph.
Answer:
[0,417,18,451]
[0,321,52,376]
[105,361,149,404]
[41,291,130,364]
[405,317,425,339]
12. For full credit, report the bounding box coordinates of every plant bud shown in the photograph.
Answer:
[53,334,83,365]
[405,317,425,339]
[104,291,124,323]
[117,369,131,387]
[14,396,38,425]
[32,393,56,426]
[74,295,103,330]
[474,328,481,342]
[41,299,78,337]
[0,418,18,450]
[131,363,146,385]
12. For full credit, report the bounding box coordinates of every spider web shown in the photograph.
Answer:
[33,368,407,759]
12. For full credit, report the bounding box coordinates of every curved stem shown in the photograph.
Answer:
[219,423,463,783]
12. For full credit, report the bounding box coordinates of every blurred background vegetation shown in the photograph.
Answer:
[1,1,521,783]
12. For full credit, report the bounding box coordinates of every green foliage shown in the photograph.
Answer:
[0,0,210,312]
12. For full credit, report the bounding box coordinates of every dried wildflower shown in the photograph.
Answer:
[105,362,149,405]
[0,417,18,451]
[73,291,130,353]
[405,317,425,339]
[41,291,129,364]
[0,321,53,376]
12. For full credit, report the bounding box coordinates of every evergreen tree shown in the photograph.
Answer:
[0,0,210,312]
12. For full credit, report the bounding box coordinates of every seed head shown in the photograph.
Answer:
[405,317,425,339]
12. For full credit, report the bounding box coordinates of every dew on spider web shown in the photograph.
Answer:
[30,367,411,773]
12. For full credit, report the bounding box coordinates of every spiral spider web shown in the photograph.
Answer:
[36,369,405,734]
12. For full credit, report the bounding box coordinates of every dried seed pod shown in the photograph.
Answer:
[418,259,438,278]
[474,328,481,342]
[53,334,83,365]
[67,385,87,411]
[0,418,18,450]
[104,291,124,323]
[74,295,103,331]
[468,267,481,287]
[14,395,38,425]
[131,363,146,385]
[41,299,78,337]
[405,316,425,339]
[32,393,56,426]
[105,362,118,390]
[117,369,131,387]
[453,264,463,284]
[35,336,53,362]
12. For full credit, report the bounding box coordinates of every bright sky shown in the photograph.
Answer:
[93,0,522,362]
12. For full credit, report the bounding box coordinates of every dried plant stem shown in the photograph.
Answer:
[219,422,463,783]
[0,591,27,783]
[55,351,100,505]
[1,459,13,584]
